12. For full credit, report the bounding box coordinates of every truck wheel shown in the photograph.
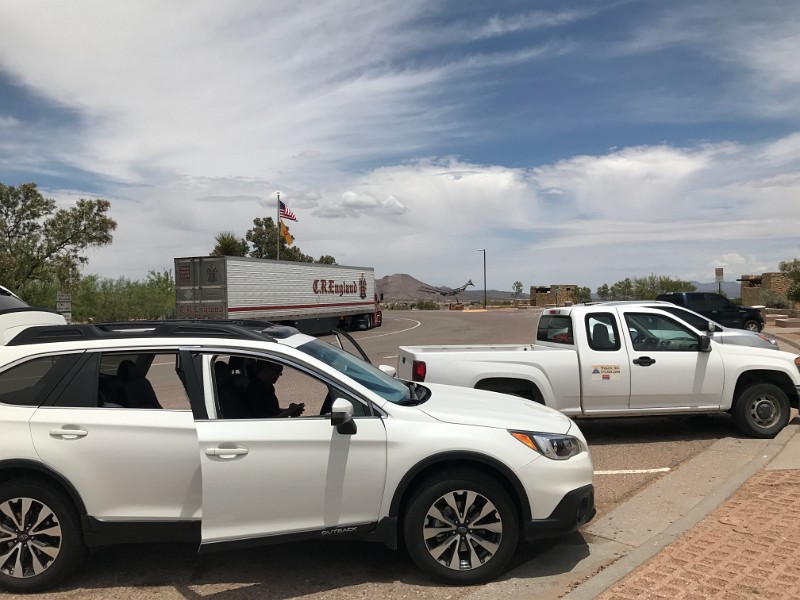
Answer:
[742,320,761,332]
[403,470,519,584]
[0,479,84,593]
[732,383,790,438]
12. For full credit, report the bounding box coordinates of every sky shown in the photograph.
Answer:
[1,0,799,293]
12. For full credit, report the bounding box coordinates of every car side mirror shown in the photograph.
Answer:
[330,397,357,435]
[379,364,396,378]
[699,335,712,352]
[707,321,717,333]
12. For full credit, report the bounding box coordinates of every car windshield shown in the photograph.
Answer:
[297,338,411,404]
[653,305,719,331]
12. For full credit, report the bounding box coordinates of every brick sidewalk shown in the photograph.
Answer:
[594,469,800,600]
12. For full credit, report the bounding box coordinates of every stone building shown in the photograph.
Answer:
[740,272,798,312]
[529,284,577,307]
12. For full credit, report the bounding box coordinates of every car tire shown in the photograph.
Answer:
[732,383,790,438]
[403,470,519,584]
[742,320,761,332]
[0,479,84,593]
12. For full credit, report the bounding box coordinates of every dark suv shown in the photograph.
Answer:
[655,292,764,332]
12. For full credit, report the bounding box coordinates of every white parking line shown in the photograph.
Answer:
[355,318,422,340]
[594,467,671,475]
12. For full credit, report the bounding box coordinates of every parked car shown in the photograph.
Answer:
[655,292,764,332]
[0,313,595,592]
[595,301,778,350]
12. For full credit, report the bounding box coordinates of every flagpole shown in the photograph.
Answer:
[276,191,280,260]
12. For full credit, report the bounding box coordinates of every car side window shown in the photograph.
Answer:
[211,353,371,420]
[705,294,729,310]
[0,354,82,407]
[625,313,701,352]
[52,351,191,409]
[684,294,706,311]
[537,315,573,344]
[585,314,620,351]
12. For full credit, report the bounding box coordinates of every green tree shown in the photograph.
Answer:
[245,216,335,264]
[0,182,117,299]
[211,231,248,257]
[575,286,592,303]
[610,278,634,300]
[247,217,312,261]
[596,275,694,301]
[779,258,800,303]
[511,281,523,300]
[71,270,175,322]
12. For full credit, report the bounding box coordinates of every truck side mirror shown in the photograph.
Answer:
[699,335,712,352]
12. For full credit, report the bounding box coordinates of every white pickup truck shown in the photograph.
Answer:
[397,304,800,438]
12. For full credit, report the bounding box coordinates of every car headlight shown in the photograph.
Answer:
[509,430,584,460]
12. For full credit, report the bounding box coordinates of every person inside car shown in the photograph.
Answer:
[244,361,304,418]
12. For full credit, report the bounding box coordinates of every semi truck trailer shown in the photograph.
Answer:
[175,256,382,334]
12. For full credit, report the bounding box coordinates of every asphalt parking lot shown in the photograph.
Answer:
[5,308,764,600]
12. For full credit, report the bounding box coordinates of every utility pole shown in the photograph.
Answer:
[479,249,486,308]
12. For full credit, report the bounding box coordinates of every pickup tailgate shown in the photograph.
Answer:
[397,344,535,380]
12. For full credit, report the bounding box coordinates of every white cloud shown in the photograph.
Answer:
[2,2,799,292]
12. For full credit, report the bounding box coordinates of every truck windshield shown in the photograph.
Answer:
[297,338,410,404]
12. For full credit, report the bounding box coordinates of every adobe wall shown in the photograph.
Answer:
[529,284,577,307]
[740,272,799,313]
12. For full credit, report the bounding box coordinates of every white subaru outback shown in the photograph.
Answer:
[0,311,595,593]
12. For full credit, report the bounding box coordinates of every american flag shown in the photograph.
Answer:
[279,200,298,221]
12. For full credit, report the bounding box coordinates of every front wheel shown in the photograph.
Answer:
[732,383,790,438]
[0,479,84,593]
[743,320,761,332]
[403,470,519,584]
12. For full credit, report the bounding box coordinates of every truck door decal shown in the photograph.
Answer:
[590,365,622,380]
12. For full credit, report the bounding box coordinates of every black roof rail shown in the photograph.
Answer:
[6,319,299,346]
[0,307,63,317]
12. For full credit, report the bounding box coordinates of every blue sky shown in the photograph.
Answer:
[1,0,798,292]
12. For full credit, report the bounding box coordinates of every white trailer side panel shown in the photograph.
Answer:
[175,256,376,322]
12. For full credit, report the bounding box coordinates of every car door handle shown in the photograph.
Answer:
[49,428,89,439]
[205,447,249,459]
[633,356,656,367]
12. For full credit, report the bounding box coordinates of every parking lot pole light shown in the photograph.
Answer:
[479,249,486,308]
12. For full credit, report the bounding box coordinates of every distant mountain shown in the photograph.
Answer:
[376,273,528,302]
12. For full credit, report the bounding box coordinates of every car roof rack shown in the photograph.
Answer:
[6,319,300,346]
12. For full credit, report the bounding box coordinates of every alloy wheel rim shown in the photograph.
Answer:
[0,497,62,579]
[422,489,502,571]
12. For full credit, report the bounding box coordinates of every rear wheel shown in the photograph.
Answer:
[403,470,519,584]
[0,479,84,593]
[732,383,789,438]
[743,320,761,332]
